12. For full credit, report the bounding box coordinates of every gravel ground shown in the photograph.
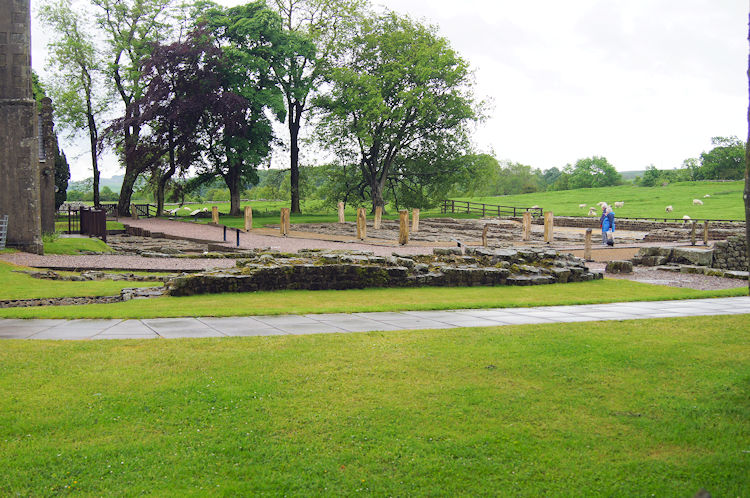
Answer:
[587,262,748,291]
[0,253,238,271]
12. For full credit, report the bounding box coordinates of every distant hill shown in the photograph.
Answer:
[69,174,124,192]
[619,170,645,181]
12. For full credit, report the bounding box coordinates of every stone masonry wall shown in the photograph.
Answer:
[712,235,748,271]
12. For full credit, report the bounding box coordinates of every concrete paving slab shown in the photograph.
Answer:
[353,312,418,320]
[273,323,347,335]
[376,318,458,330]
[141,318,225,338]
[429,317,511,328]
[28,319,123,340]
[318,319,403,333]
[93,334,158,340]
[0,319,66,338]
[95,320,157,336]
[253,315,322,326]
[196,317,285,336]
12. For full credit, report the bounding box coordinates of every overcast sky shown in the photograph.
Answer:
[31,0,748,180]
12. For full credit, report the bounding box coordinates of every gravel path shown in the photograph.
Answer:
[587,262,748,291]
[0,253,238,271]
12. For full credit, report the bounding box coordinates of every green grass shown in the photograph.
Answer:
[0,261,162,300]
[0,277,745,318]
[455,181,745,220]
[43,236,114,255]
[1,315,748,495]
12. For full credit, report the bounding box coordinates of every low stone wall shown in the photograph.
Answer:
[712,235,748,271]
[166,247,602,297]
[513,216,744,232]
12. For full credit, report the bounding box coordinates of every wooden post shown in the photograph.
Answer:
[703,221,709,246]
[522,212,531,241]
[212,206,219,224]
[543,211,554,243]
[411,208,420,233]
[130,204,138,220]
[338,202,345,223]
[584,228,592,261]
[280,208,290,236]
[244,206,253,230]
[398,210,409,245]
[690,221,696,246]
[356,207,366,240]
[482,225,489,247]
[374,206,382,230]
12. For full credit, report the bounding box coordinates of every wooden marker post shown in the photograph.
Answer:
[244,206,253,230]
[522,212,532,241]
[338,202,345,223]
[543,211,554,243]
[690,221,696,246]
[374,206,382,230]
[703,221,709,246]
[584,228,592,261]
[411,208,420,233]
[280,208,290,236]
[482,225,489,247]
[212,206,219,224]
[398,210,409,245]
[356,207,366,240]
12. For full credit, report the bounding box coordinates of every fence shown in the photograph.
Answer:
[440,200,543,218]
[80,207,107,242]
[57,206,81,234]
[99,203,157,218]
[0,215,7,250]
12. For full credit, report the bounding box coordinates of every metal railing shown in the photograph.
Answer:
[0,214,7,249]
[440,200,543,217]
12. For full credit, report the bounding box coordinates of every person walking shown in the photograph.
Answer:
[602,205,615,246]
[600,204,610,245]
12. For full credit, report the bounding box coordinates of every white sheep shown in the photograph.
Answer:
[166,208,179,215]
[614,201,624,208]
[578,203,587,209]
[189,208,203,216]
[693,199,703,205]
[530,205,540,209]
[597,201,607,208]
[704,194,711,198]
[665,205,673,213]
[588,207,597,216]
[683,215,691,222]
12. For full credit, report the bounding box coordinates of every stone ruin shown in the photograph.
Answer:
[166,247,602,297]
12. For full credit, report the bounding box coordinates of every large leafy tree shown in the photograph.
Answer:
[93,0,175,216]
[566,156,621,189]
[697,136,745,181]
[39,0,109,206]
[200,2,287,216]
[268,0,365,214]
[316,12,479,213]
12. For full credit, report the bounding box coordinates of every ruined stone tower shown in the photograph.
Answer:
[0,0,43,253]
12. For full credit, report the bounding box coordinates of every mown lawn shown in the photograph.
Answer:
[43,237,114,255]
[1,315,748,495]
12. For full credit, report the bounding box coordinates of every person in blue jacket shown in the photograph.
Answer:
[600,205,615,245]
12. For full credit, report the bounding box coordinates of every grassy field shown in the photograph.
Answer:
[43,237,114,255]
[1,315,748,495]
[455,181,745,220]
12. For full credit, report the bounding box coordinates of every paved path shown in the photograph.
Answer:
[1,296,748,340]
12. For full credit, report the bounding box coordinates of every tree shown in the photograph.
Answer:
[567,156,621,189]
[698,136,745,180]
[639,165,661,187]
[93,0,175,216]
[54,149,70,209]
[39,0,109,206]
[269,0,365,214]
[200,2,287,215]
[317,12,479,213]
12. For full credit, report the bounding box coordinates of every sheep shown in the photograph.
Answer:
[588,208,597,216]
[530,205,540,209]
[665,205,673,213]
[166,208,179,215]
[704,194,711,198]
[693,199,703,205]
[189,208,204,216]
[614,201,624,208]
[683,215,691,222]
[578,203,587,209]
[597,201,607,208]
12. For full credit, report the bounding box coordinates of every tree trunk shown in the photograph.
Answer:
[88,113,100,207]
[156,123,177,217]
[226,163,242,216]
[118,169,139,217]
[289,101,302,214]
[369,174,386,215]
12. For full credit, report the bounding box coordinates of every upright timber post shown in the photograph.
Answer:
[482,225,489,247]
[244,205,253,230]
[690,221,696,246]
[131,204,139,220]
[543,211,554,243]
[373,206,382,230]
[337,202,345,223]
[356,207,366,240]
[280,208,290,236]
[411,208,420,233]
[0,0,43,253]
[522,212,532,241]
[703,221,709,246]
[211,206,219,224]
[584,228,592,261]
[398,210,409,245]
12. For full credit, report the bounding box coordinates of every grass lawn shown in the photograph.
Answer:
[0,277,745,319]
[0,261,162,300]
[1,315,748,495]
[455,181,746,220]
[43,237,114,255]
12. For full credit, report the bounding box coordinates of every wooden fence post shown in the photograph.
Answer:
[280,208,290,236]
[338,202,345,223]
[356,207,366,240]
[482,225,489,247]
[522,211,531,241]
[703,221,709,246]
[130,204,138,220]
[374,206,382,230]
[244,206,253,230]
[411,208,420,233]
[543,211,554,243]
[584,228,592,261]
[398,210,409,245]
[690,221,696,246]
[212,206,219,224]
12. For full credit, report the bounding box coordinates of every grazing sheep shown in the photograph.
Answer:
[530,205,540,209]
[189,208,204,216]
[588,208,597,216]
[166,208,179,215]
[693,199,703,205]
[683,215,691,222]
[704,194,711,198]
[614,201,624,208]
[597,201,607,207]
[665,205,673,213]
[578,203,587,209]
